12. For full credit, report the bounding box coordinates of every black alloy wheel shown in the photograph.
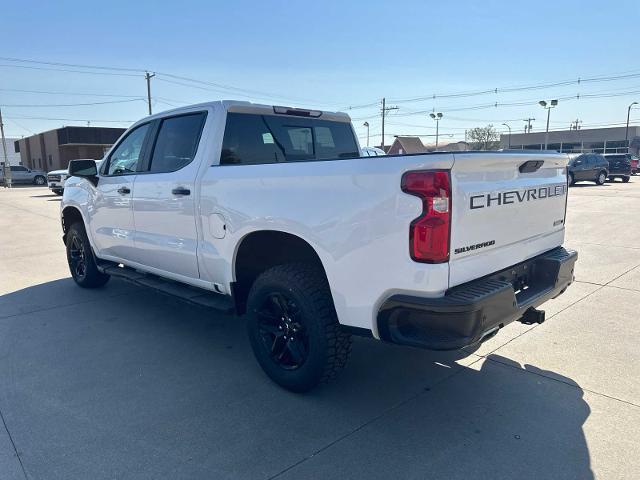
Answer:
[68,234,87,281]
[256,292,309,370]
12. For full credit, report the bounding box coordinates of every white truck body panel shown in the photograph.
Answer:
[448,152,567,287]
[62,100,570,339]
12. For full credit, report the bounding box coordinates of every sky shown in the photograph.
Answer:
[1,0,640,147]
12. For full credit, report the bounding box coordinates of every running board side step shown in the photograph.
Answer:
[98,262,234,314]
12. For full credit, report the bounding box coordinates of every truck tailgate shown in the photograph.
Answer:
[449,152,568,287]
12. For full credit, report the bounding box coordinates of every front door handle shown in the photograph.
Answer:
[117,186,131,195]
[172,187,191,196]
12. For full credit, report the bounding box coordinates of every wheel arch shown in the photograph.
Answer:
[231,230,330,315]
[61,205,86,244]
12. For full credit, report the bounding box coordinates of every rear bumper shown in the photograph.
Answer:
[377,247,577,350]
[608,169,632,176]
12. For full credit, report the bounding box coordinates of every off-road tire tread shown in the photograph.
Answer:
[249,263,352,388]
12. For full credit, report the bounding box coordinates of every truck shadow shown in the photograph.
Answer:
[570,183,610,188]
[0,278,593,480]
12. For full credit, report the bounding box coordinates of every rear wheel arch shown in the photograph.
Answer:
[232,230,330,315]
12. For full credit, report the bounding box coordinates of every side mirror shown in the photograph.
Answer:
[68,159,97,177]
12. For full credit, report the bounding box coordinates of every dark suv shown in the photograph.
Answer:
[603,154,632,183]
[567,153,609,185]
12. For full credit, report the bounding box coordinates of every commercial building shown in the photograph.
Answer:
[0,137,22,167]
[500,126,640,155]
[14,126,126,171]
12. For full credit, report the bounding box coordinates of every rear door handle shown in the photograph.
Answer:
[117,186,131,194]
[172,187,191,196]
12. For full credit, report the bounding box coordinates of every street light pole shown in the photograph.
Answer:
[539,99,558,150]
[626,102,638,150]
[502,123,511,148]
[430,112,443,149]
[363,121,370,147]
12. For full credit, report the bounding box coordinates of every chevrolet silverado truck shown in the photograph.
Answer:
[60,101,577,392]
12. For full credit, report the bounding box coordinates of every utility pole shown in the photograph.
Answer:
[523,117,535,134]
[626,102,638,149]
[145,71,156,115]
[363,121,370,147]
[0,107,12,188]
[570,118,582,130]
[380,97,398,150]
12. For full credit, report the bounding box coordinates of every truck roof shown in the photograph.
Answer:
[135,100,352,128]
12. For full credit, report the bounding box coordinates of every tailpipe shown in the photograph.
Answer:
[519,307,546,325]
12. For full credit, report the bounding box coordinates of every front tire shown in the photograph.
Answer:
[596,171,607,185]
[622,176,631,183]
[34,175,46,185]
[53,189,63,196]
[246,263,351,392]
[568,172,574,185]
[66,223,110,288]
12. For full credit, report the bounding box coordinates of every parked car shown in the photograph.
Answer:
[61,101,577,392]
[567,153,608,185]
[630,155,639,175]
[603,154,632,182]
[361,146,386,156]
[47,169,68,195]
[48,160,102,195]
[0,165,47,185]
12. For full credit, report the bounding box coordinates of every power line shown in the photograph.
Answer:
[0,56,344,107]
[5,115,134,123]
[1,98,145,108]
[0,63,140,77]
[0,87,144,98]
[0,56,144,73]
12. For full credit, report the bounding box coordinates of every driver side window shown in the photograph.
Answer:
[105,123,150,176]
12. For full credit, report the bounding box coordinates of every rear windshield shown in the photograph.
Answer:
[220,112,359,166]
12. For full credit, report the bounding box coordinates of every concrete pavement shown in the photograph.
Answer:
[0,182,638,479]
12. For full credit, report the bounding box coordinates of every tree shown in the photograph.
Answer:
[467,124,500,150]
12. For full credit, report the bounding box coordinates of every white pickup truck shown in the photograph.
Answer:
[61,101,577,392]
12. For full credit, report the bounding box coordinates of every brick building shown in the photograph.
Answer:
[14,126,126,171]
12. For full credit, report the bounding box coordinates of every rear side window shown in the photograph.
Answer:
[149,113,207,173]
[220,112,359,166]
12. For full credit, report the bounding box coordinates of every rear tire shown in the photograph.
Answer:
[595,171,606,185]
[34,175,46,185]
[568,172,574,185]
[608,176,616,182]
[622,176,631,183]
[66,223,110,288]
[246,263,351,392]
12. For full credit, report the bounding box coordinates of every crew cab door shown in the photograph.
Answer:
[90,123,151,261]
[572,155,588,180]
[130,111,207,280]
[10,166,29,183]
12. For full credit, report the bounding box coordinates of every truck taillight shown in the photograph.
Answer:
[401,170,451,263]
